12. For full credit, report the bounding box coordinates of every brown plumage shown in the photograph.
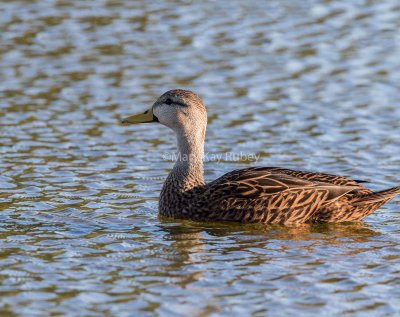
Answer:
[122,89,400,225]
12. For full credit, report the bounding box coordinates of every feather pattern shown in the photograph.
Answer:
[123,89,400,225]
[159,167,400,224]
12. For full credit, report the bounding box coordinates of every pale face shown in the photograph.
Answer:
[121,89,207,136]
[152,91,207,134]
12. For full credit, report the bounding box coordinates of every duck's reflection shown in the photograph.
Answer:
[156,218,381,286]
[158,218,380,242]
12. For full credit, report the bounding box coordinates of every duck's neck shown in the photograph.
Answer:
[159,124,206,216]
[164,127,206,194]
[173,128,205,190]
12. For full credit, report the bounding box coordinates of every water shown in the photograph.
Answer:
[1,0,400,316]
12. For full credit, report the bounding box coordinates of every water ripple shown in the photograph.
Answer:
[1,0,400,316]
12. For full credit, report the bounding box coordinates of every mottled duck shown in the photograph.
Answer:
[122,89,399,225]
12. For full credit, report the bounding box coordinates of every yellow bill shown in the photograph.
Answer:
[121,108,158,124]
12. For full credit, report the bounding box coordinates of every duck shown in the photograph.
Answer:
[121,89,400,225]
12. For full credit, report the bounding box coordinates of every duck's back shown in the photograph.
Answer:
[180,167,399,224]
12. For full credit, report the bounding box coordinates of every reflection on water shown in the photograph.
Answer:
[1,0,400,316]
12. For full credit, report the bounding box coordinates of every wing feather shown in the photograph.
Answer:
[199,167,361,224]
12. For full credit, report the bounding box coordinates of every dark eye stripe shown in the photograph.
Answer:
[164,98,187,107]
[176,102,187,107]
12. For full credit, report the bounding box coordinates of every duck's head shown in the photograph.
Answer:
[121,89,207,135]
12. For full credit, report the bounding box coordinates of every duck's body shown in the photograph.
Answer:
[122,89,400,225]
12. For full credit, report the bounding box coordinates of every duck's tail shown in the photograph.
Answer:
[353,186,400,206]
[344,186,400,221]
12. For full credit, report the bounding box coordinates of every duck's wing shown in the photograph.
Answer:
[205,167,361,199]
[198,167,363,223]
[217,166,369,187]
[261,167,369,187]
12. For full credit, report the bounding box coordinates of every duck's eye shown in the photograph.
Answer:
[165,98,173,105]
